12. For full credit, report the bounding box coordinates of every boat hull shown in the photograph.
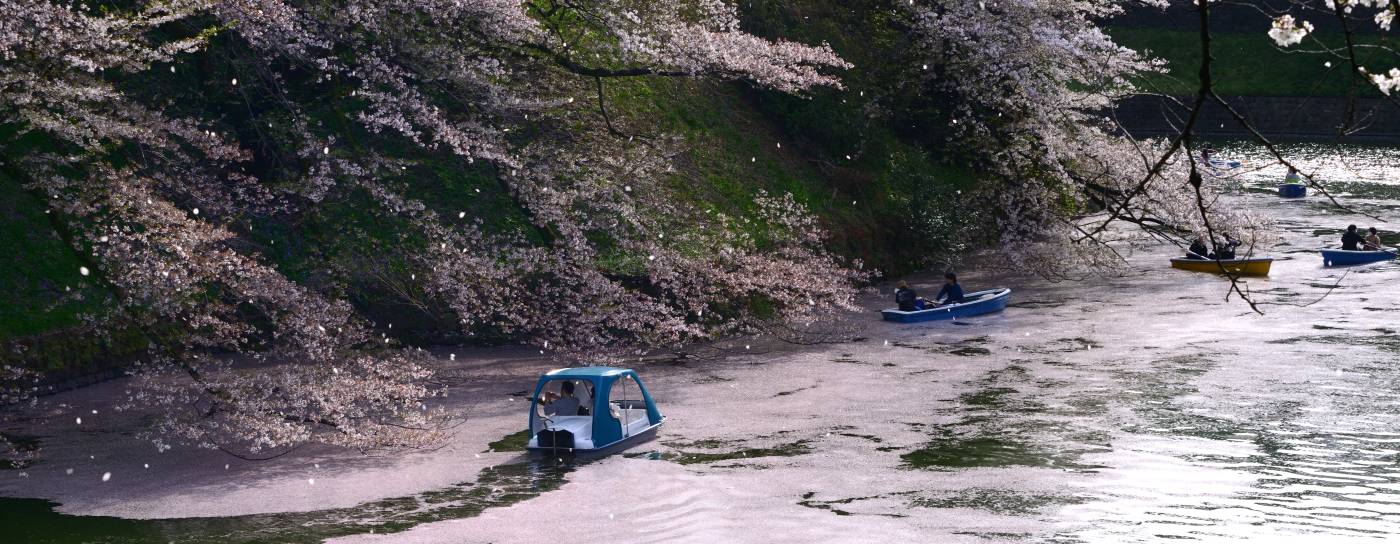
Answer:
[527,420,663,459]
[881,288,1011,323]
[1321,248,1397,266]
[1278,184,1306,198]
[1170,258,1273,276]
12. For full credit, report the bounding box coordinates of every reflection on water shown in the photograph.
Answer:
[1,461,571,544]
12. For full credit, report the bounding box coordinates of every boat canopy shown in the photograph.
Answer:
[529,367,662,451]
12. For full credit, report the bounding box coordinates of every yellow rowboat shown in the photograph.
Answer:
[1169,257,1273,276]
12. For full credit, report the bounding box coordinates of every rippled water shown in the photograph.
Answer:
[4,142,1399,543]
[2,462,572,543]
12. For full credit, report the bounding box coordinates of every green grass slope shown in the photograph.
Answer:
[1111,28,1391,97]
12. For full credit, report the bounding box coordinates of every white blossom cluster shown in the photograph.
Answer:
[1372,67,1400,95]
[1268,15,1313,47]
[1269,2,1399,95]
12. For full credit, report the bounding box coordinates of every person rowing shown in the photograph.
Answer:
[1209,234,1240,260]
[1284,166,1302,184]
[1187,237,1209,260]
[1342,225,1364,251]
[933,272,965,306]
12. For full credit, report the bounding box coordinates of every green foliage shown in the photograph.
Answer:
[0,174,99,340]
[484,429,532,453]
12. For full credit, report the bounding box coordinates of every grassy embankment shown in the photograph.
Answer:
[1110,28,1392,97]
[1,2,982,375]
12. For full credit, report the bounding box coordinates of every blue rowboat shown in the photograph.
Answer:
[1321,248,1397,266]
[1278,183,1306,198]
[881,288,1011,323]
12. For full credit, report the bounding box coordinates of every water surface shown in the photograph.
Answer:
[4,143,1399,543]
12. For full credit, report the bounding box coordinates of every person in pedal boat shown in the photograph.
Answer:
[1201,143,1215,164]
[933,272,965,306]
[1187,238,1209,259]
[541,381,583,416]
[1364,227,1383,251]
[1342,225,1364,251]
[895,281,918,311]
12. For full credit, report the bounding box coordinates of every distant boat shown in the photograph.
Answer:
[1170,257,1273,276]
[1278,183,1306,198]
[526,367,664,458]
[1321,248,1397,267]
[881,288,1011,323]
[1205,158,1242,170]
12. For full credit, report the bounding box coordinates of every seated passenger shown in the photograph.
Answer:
[1364,227,1383,251]
[895,281,918,311]
[1187,238,1209,259]
[935,272,965,305]
[1342,225,1363,251]
[543,381,582,416]
[1284,166,1302,184]
[1209,234,1240,260]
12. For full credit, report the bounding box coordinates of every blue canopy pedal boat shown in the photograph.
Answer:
[881,288,1011,323]
[527,367,664,458]
[1321,248,1397,266]
[1278,184,1306,198]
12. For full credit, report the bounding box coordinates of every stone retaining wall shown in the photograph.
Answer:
[1114,95,1400,143]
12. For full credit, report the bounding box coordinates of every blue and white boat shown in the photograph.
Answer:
[1206,158,1242,170]
[881,288,1011,323]
[1321,248,1397,267]
[527,367,664,457]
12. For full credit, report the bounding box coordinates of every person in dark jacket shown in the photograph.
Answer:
[934,272,965,305]
[895,281,918,311]
[1187,238,1209,259]
[1342,224,1364,251]
[1208,234,1240,260]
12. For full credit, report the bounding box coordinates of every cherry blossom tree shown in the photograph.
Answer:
[895,0,1273,279]
[0,0,858,455]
